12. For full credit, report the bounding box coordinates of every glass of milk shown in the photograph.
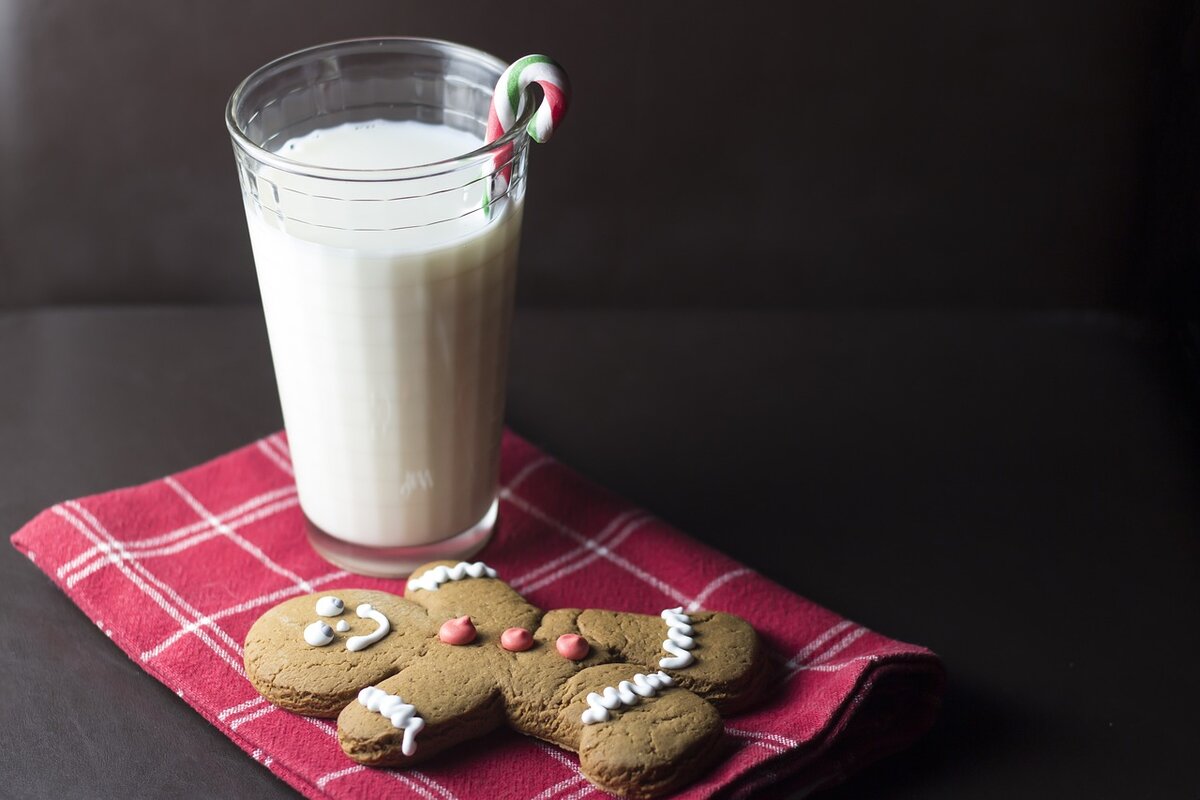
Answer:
[226,39,535,576]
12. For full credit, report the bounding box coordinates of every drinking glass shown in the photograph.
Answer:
[227,38,534,576]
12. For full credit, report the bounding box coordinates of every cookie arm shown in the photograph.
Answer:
[405,560,543,632]
[338,653,506,767]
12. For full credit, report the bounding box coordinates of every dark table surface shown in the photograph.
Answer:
[2,306,1198,798]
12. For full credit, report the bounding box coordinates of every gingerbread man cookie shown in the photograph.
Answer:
[244,560,770,798]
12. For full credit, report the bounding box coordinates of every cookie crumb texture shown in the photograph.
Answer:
[243,561,771,798]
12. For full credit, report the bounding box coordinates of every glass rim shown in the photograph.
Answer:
[225,36,537,183]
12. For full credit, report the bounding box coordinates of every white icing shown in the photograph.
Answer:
[335,620,350,632]
[346,603,391,652]
[659,607,698,669]
[406,561,498,592]
[315,596,345,617]
[304,621,334,647]
[358,686,426,756]
[581,671,673,724]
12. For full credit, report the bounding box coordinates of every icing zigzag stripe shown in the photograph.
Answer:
[659,607,697,669]
[580,671,674,724]
[406,561,498,592]
[358,687,425,756]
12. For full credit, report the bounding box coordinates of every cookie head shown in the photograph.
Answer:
[243,589,435,717]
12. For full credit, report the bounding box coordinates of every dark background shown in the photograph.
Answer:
[1,0,1196,311]
[3,1,1200,798]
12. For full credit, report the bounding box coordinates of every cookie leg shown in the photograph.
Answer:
[550,664,725,799]
[338,655,505,767]
[576,608,771,714]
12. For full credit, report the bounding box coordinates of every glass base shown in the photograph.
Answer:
[304,499,498,578]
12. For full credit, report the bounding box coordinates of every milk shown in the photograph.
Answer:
[245,121,523,548]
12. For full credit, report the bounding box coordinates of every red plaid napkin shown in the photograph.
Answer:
[11,431,942,799]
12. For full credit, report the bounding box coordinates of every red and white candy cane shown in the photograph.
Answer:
[484,54,571,198]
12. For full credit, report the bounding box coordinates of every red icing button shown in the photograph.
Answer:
[500,627,534,652]
[439,615,477,645]
[556,633,589,660]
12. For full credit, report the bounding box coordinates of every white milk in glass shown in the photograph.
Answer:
[245,121,522,547]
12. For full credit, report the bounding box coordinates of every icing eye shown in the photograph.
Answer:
[304,621,335,646]
[335,620,350,632]
[315,596,345,617]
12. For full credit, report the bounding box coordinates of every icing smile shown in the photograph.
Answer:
[346,603,391,652]
[300,595,393,653]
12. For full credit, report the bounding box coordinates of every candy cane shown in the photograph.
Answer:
[483,54,571,208]
[486,54,571,146]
